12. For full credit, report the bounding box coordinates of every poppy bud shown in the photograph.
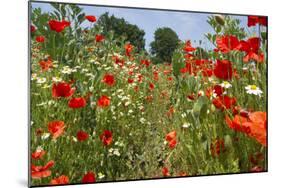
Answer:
[214,14,225,26]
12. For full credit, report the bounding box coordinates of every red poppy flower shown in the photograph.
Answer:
[149,82,155,91]
[212,95,236,110]
[112,55,125,67]
[39,58,53,71]
[97,95,110,108]
[165,131,176,142]
[162,167,170,176]
[36,36,45,43]
[95,34,105,42]
[128,78,134,84]
[31,25,36,33]
[31,160,55,179]
[210,139,226,157]
[240,37,263,63]
[216,35,241,53]
[102,74,115,86]
[202,68,213,77]
[100,130,113,146]
[141,59,151,67]
[77,131,89,141]
[85,15,97,22]
[214,60,233,80]
[52,82,75,98]
[49,20,70,33]
[82,172,96,183]
[248,16,267,27]
[225,111,266,146]
[169,139,177,149]
[125,43,133,57]
[31,149,46,160]
[183,40,196,52]
[213,85,224,96]
[165,131,177,149]
[50,175,69,185]
[48,121,65,139]
[68,97,86,109]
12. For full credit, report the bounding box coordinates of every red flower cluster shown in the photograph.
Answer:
[39,58,53,71]
[100,130,113,146]
[68,97,87,109]
[214,60,233,80]
[183,40,196,52]
[216,35,240,53]
[52,82,75,98]
[212,95,236,110]
[102,74,115,86]
[165,130,177,149]
[31,25,36,33]
[215,35,263,63]
[162,167,170,176]
[240,37,263,63]
[31,160,55,179]
[50,175,69,185]
[97,95,110,108]
[36,36,45,43]
[48,121,65,139]
[141,59,151,67]
[125,43,133,57]
[82,172,96,183]
[210,138,226,157]
[95,34,105,42]
[112,55,125,67]
[225,111,267,146]
[77,130,89,142]
[248,16,267,27]
[85,15,97,22]
[49,20,70,33]
[31,149,46,160]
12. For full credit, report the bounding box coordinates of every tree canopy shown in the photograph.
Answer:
[96,12,146,52]
[150,27,180,63]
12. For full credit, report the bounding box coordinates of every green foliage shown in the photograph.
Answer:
[96,12,146,52]
[31,3,85,64]
[150,27,180,63]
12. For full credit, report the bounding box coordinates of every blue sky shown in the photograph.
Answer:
[31,2,248,51]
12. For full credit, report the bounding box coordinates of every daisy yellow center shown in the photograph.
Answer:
[223,81,229,85]
[250,85,257,90]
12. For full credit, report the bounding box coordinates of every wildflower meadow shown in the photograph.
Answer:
[30,2,267,187]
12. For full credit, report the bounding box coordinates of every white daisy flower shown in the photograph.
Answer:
[36,77,46,84]
[182,122,191,128]
[245,85,263,97]
[220,81,232,89]
[72,136,78,142]
[140,117,146,124]
[98,172,105,179]
[61,66,76,74]
[113,149,121,156]
[41,133,50,140]
[52,77,62,82]
[36,146,43,152]
[81,68,89,73]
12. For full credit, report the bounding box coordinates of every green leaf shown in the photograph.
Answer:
[193,96,208,121]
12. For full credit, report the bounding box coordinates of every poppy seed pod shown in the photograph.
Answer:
[214,14,225,26]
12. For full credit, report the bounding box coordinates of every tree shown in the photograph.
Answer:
[96,12,146,52]
[150,27,180,63]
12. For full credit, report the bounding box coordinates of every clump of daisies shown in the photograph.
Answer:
[245,84,263,97]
